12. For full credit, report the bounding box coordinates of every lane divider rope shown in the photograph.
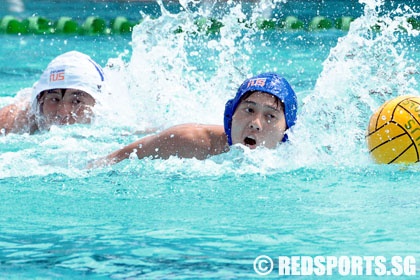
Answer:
[0,15,418,35]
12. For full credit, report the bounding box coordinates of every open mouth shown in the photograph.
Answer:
[244,137,256,146]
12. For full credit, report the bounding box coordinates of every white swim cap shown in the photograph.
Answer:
[31,51,105,112]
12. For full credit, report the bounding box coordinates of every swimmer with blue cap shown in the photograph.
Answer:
[0,51,105,135]
[92,72,298,167]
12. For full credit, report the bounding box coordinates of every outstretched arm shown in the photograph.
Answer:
[0,101,36,135]
[91,124,229,167]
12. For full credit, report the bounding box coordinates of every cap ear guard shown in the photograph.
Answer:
[281,132,289,142]
[224,99,234,146]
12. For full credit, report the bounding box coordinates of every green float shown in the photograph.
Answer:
[309,16,333,31]
[195,17,223,34]
[55,17,79,34]
[407,17,419,30]
[283,16,304,30]
[110,16,135,34]
[22,16,53,34]
[255,18,278,30]
[82,16,107,34]
[0,15,24,34]
[335,16,354,31]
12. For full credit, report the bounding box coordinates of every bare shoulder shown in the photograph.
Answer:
[166,123,225,137]
[0,101,35,134]
[164,123,227,145]
[156,123,229,159]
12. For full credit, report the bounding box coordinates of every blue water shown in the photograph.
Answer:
[1,0,420,279]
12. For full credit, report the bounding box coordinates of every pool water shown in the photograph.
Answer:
[1,0,419,279]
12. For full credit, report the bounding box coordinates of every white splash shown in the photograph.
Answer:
[1,0,420,178]
[292,0,420,166]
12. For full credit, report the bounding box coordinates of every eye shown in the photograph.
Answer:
[267,114,276,120]
[45,96,61,103]
[72,98,82,105]
[245,107,254,114]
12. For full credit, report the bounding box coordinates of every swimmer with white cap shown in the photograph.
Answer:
[91,72,298,167]
[0,51,105,135]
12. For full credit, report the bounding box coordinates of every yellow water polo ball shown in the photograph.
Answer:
[366,95,420,164]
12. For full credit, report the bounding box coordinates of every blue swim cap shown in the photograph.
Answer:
[224,72,298,145]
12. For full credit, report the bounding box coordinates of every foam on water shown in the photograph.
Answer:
[1,0,420,178]
[291,0,420,167]
[2,3,420,279]
[102,0,420,172]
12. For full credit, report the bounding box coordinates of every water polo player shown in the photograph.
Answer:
[0,51,105,134]
[92,72,298,166]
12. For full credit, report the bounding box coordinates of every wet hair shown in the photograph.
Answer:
[36,89,66,115]
[237,91,285,115]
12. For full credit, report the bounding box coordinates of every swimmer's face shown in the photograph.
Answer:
[37,88,95,130]
[231,91,287,149]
